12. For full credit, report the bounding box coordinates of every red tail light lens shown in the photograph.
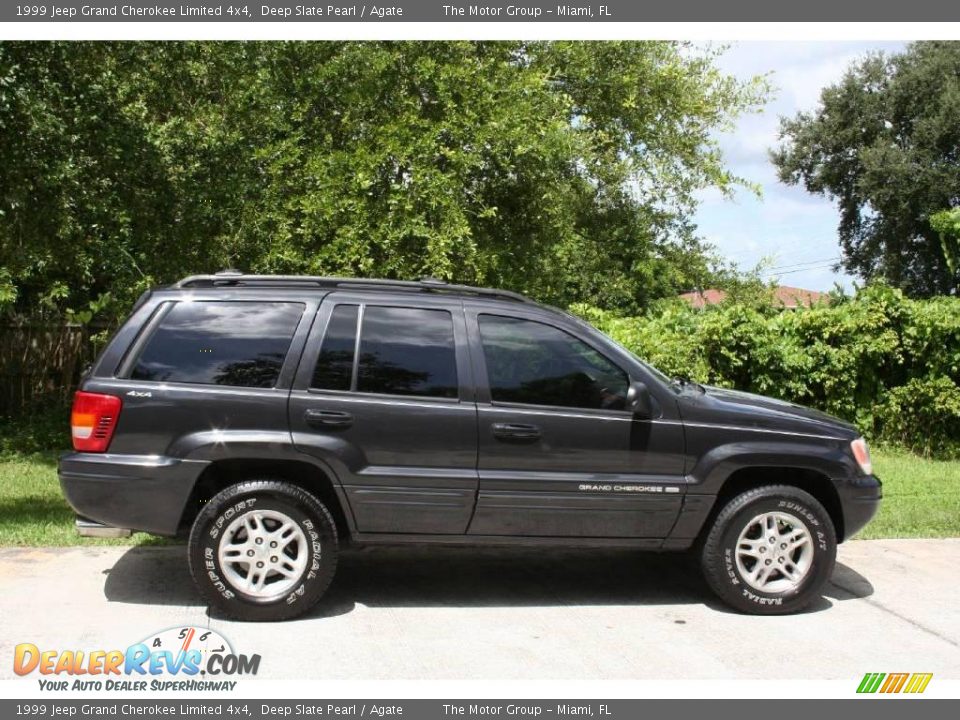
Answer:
[71,392,122,452]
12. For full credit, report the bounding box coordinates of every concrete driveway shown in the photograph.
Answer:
[0,539,958,680]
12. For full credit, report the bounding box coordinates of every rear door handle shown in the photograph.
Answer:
[304,409,354,429]
[491,422,541,442]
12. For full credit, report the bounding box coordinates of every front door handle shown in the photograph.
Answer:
[304,409,354,429]
[491,422,541,442]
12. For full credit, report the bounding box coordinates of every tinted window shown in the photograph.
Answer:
[478,315,628,410]
[311,305,359,391]
[131,301,303,388]
[356,307,458,398]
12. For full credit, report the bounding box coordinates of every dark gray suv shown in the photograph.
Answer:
[59,273,881,620]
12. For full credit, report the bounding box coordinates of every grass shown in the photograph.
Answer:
[855,448,960,539]
[0,452,167,546]
[0,448,957,546]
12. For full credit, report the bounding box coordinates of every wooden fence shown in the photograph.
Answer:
[0,323,110,415]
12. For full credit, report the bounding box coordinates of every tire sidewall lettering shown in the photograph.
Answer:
[775,499,829,551]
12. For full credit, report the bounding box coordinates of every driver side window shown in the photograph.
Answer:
[478,314,629,411]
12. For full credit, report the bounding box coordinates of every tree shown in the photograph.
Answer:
[0,41,766,318]
[931,208,960,277]
[773,41,960,297]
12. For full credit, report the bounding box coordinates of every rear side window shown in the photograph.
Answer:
[311,304,359,391]
[311,305,459,398]
[130,301,303,388]
[478,314,628,410]
[357,307,457,398]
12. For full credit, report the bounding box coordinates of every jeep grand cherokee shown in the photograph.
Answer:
[59,273,881,620]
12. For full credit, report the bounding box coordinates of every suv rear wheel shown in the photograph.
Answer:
[188,480,338,621]
[700,484,837,615]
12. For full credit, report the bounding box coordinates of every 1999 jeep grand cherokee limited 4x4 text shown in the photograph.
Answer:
[59,272,881,621]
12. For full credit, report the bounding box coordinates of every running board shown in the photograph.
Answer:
[349,532,665,549]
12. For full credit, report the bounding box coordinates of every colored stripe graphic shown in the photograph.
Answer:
[880,673,909,693]
[904,673,933,694]
[857,673,885,693]
[857,672,932,694]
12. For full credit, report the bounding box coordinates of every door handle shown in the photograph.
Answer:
[491,422,541,442]
[304,409,354,429]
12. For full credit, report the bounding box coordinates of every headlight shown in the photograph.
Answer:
[851,437,873,475]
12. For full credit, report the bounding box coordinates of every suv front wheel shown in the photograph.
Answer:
[188,480,338,621]
[700,484,837,615]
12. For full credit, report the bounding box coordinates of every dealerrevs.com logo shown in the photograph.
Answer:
[857,672,933,694]
[13,626,260,692]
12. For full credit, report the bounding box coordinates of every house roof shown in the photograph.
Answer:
[771,286,829,308]
[679,286,829,309]
[678,288,727,309]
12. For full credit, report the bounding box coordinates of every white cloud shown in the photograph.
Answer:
[774,50,870,111]
[692,41,906,291]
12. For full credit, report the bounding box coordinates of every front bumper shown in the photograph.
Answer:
[839,473,882,541]
[59,452,209,536]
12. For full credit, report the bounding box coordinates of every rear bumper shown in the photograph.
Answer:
[59,452,208,536]
[838,473,882,541]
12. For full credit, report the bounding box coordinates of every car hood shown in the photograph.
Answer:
[676,384,859,440]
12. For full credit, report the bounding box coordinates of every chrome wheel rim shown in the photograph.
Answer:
[217,509,308,600]
[735,511,814,594]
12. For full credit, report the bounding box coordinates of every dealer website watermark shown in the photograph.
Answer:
[12,627,259,693]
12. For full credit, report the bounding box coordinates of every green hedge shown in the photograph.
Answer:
[573,285,960,458]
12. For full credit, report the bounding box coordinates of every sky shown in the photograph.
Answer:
[692,41,906,292]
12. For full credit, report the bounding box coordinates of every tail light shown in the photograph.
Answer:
[71,391,122,452]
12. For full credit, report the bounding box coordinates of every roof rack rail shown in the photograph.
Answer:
[171,272,534,304]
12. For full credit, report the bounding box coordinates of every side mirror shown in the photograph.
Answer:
[627,381,653,419]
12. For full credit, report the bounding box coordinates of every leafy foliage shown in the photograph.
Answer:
[576,284,960,457]
[876,378,960,458]
[773,42,960,297]
[0,41,765,319]
[931,208,960,276]
[0,396,70,458]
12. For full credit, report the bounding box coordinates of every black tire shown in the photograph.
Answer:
[188,480,338,622]
[700,485,836,615]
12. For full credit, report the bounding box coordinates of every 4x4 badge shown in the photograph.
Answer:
[126,390,152,398]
